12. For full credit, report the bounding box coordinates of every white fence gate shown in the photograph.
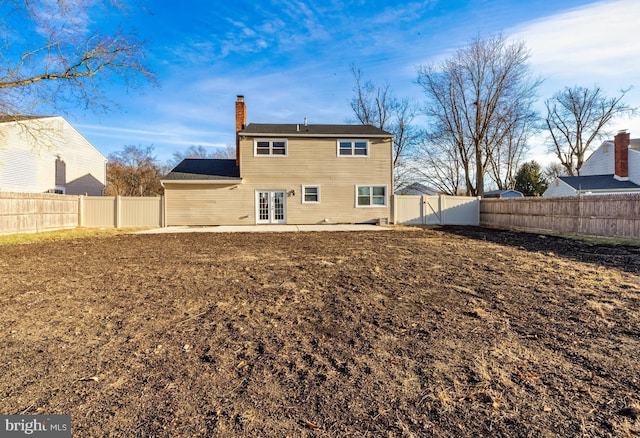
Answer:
[393,195,480,226]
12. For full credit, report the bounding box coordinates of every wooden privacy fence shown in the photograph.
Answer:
[0,193,164,235]
[393,195,480,226]
[481,194,640,238]
[0,192,78,235]
[80,196,164,228]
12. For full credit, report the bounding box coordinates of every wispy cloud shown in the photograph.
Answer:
[509,0,640,81]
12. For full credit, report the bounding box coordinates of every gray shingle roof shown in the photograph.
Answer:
[240,123,392,137]
[395,182,438,196]
[559,175,640,190]
[163,159,240,181]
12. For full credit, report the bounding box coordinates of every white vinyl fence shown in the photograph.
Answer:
[393,195,480,226]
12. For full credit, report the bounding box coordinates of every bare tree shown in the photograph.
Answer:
[413,133,463,195]
[0,1,155,119]
[543,162,566,184]
[416,35,540,196]
[349,67,420,190]
[106,145,163,196]
[545,85,635,175]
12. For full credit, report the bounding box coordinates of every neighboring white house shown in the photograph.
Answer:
[544,130,640,196]
[395,182,438,196]
[483,189,524,198]
[0,116,106,195]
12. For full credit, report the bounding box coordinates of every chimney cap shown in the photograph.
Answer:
[237,95,244,101]
[617,129,628,134]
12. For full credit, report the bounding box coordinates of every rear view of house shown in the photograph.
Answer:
[162,96,394,225]
[0,116,106,195]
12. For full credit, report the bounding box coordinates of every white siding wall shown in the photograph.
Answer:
[543,178,576,197]
[0,117,106,195]
[629,149,640,185]
[580,141,614,175]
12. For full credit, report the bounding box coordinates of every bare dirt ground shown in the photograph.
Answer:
[1,226,639,437]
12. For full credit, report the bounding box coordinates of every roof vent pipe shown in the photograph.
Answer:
[304,117,307,126]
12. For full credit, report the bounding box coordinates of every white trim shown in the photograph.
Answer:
[337,139,369,157]
[253,138,288,157]
[301,185,321,204]
[355,184,388,207]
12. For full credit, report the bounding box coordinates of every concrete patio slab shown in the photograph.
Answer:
[135,224,390,234]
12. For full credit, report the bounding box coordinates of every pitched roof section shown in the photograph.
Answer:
[0,115,53,124]
[395,182,438,196]
[163,159,241,181]
[559,174,640,191]
[240,123,392,137]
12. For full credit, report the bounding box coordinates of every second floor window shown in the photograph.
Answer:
[338,139,369,156]
[255,139,287,156]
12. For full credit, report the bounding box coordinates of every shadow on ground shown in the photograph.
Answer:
[437,225,640,274]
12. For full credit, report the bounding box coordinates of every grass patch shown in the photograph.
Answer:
[0,227,133,245]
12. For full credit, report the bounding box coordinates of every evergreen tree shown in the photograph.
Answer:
[514,161,548,196]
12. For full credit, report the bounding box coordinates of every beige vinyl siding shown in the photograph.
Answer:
[164,183,254,226]
[242,136,392,224]
[164,135,392,225]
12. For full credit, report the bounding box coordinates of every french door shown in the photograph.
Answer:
[256,191,286,224]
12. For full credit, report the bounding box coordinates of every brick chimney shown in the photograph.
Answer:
[614,130,630,180]
[235,95,246,167]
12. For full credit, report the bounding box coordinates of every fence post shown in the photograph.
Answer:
[161,195,166,227]
[439,194,444,225]
[115,195,121,228]
[78,195,84,227]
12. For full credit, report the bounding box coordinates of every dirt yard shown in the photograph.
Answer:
[0,226,639,437]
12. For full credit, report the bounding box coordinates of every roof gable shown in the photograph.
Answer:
[0,115,54,124]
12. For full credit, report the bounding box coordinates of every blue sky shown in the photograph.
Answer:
[48,0,640,165]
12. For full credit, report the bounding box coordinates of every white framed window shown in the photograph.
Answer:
[254,138,288,156]
[302,185,320,203]
[356,185,387,207]
[337,139,369,157]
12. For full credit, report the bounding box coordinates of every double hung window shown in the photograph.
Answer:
[255,139,287,156]
[338,139,368,156]
[356,185,387,207]
[302,186,320,203]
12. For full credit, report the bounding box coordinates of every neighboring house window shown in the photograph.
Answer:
[338,139,369,156]
[302,185,320,203]
[255,139,287,156]
[356,185,387,207]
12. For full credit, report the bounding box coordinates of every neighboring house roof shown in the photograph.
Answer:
[0,115,53,124]
[395,182,438,196]
[483,189,524,198]
[559,175,640,191]
[162,159,241,182]
[240,123,393,138]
